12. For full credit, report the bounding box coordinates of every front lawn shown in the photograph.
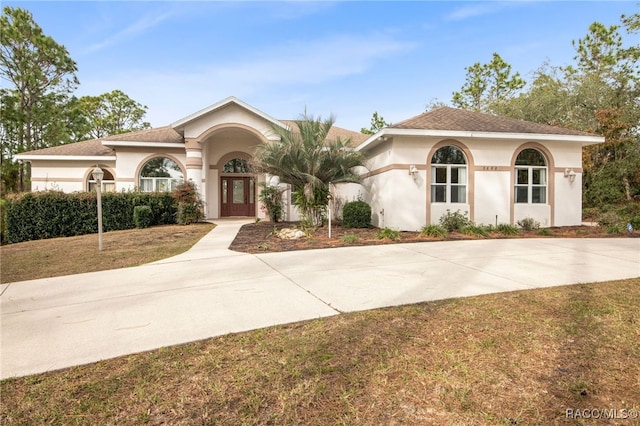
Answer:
[1,278,638,424]
[0,223,214,283]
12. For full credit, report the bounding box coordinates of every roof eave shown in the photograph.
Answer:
[356,128,604,151]
[15,155,117,161]
[171,96,289,131]
[101,141,184,148]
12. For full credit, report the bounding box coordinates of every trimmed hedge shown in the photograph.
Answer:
[343,200,371,228]
[5,191,176,243]
[133,205,153,229]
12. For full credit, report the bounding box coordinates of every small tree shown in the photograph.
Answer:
[173,181,204,225]
[258,182,285,223]
[253,112,366,226]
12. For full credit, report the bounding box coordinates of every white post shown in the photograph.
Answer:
[92,166,104,251]
[328,182,333,239]
[97,184,103,251]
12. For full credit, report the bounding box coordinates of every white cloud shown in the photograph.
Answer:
[83,8,176,54]
[444,1,527,22]
[78,32,417,127]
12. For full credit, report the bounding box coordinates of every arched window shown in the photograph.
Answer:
[222,158,251,173]
[87,169,115,192]
[514,148,547,204]
[431,146,467,203]
[139,157,183,192]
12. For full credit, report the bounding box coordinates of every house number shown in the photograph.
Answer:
[483,166,498,171]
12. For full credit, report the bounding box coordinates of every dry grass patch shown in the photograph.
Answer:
[2,278,638,425]
[0,223,214,283]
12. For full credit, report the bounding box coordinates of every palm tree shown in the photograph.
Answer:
[253,113,366,226]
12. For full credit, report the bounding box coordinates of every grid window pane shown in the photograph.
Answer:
[515,186,528,203]
[517,168,529,184]
[433,167,447,183]
[532,187,546,204]
[432,185,446,202]
[451,185,466,203]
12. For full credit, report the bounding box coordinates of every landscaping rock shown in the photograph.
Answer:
[277,228,307,240]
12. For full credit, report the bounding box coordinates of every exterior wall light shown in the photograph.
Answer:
[564,168,576,183]
[409,164,418,175]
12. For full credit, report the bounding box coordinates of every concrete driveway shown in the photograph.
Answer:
[2,220,639,379]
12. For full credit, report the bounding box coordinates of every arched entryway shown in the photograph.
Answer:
[220,158,255,217]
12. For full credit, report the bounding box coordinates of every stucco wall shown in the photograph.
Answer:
[29,160,116,192]
[361,135,586,230]
[182,103,277,141]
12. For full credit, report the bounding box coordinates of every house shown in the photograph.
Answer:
[16,97,603,230]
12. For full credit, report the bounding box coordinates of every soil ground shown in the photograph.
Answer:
[229,220,636,254]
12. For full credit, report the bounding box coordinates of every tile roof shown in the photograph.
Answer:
[391,107,597,137]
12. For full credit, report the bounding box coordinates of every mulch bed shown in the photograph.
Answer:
[229,220,637,254]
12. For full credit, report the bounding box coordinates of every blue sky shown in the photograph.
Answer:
[6,1,637,131]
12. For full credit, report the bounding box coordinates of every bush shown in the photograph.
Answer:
[420,224,447,239]
[341,233,359,243]
[342,200,371,228]
[375,227,400,241]
[173,181,204,225]
[133,205,153,229]
[0,198,6,244]
[258,183,285,223]
[496,223,519,236]
[462,224,490,237]
[5,190,177,243]
[439,209,471,232]
[517,217,540,231]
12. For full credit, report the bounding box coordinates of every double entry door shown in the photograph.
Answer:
[220,176,255,217]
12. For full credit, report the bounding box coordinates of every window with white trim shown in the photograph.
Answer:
[514,148,547,204]
[87,169,115,192]
[431,146,467,203]
[139,157,183,192]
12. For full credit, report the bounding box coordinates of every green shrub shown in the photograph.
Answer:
[496,223,519,236]
[258,183,285,223]
[342,200,371,228]
[173,181,204,225]
[341,233,359,243]
[375,227,400,241]
[420,224,447,239]
[537,228,552,236]
[0,198,7,244]
[462,224,490,237]
[517,217,540,231]
[439,209,471,232]
[133,205,153,229]
[5,190,177,243]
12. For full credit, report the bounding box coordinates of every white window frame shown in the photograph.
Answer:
[431,164,467,203]
[515,166,547,204]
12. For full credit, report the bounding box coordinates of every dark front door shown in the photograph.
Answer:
[221,177,255,217]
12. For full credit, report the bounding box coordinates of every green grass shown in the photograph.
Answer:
[2,278,638,425]
[0,223,215,283]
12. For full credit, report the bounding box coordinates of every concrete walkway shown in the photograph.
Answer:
[1,220,639,379]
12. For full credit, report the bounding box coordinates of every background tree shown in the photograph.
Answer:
[254,113,366,226]
[0,6,79,191]
[360,111,390,135]
[451,52,525,113]
[504,14,639,205]
[78,90,151,139]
